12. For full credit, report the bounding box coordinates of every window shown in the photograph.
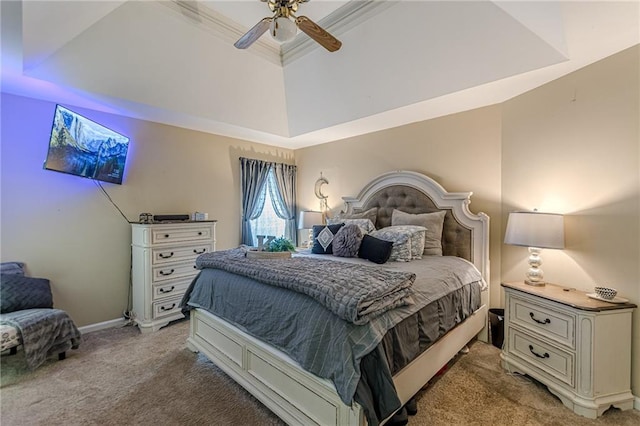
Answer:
[249,170,286,246]
[240,157,297,247]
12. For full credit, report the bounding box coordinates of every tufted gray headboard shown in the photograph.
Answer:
[341,171,490,283]
[360,185,472,261]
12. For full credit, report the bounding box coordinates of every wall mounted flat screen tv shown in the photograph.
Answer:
[44,105,130,184]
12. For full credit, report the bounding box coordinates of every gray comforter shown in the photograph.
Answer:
[183,254,484,424]
[0,308,81,369]
[195,247,416,325]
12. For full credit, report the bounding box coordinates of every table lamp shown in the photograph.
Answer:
[298,211,323,248]
[504,210,565,286]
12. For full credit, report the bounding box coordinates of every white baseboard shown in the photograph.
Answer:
[634,395,640,411]
[78,317,127,334]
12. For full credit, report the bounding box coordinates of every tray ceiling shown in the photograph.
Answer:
[2,1,639,149]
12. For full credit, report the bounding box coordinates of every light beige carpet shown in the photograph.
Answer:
[1,319,638,425]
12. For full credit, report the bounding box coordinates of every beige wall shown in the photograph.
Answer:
[295,105,504,307]
[501,46,640,395]
[0,93,293,327]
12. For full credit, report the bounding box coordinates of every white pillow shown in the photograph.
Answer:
[370,227,413,262]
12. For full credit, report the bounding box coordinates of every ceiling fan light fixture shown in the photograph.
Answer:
[270,16,297,43]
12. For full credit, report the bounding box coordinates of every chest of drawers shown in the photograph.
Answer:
[131,221,216,333]
[500,282,636,418]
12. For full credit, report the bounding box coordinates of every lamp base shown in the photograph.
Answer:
[524,279,546,286]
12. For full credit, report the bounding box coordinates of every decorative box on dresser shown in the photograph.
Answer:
[131,221,216,333]
[500,281,636,419]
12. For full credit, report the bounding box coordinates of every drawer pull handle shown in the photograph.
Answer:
[160,303,176,311]
[529,345,550,359]
[198,232,203,235]
[193,249,206,254]
[529,312,551,325]
[159,269,175,276]
[164,234,170,238]
[159,252,174,259]
[159,286,175,293]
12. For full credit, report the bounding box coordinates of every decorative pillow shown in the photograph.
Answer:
[0,262,25,276]
[386,225,427,259]
[358,235,393,264]
[335,207,378,228]
[332,224,364,258]
[311,224,345,254]
[0,274,53,313]
[327,218,376,234]
[370,227,413,262]
[392,209,447,256]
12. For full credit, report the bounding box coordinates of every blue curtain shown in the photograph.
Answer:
[240,157,271,246]
[271,162,298,245]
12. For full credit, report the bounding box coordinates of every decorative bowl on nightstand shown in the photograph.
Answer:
[594,286,617,300]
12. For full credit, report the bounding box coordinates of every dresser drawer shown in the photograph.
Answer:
[509,295,575,348]
[152,243,212,265]
[152,279,192,301]
[152,296,184,319]
[152,261,199,283]
[151,225,213,245]
[509,328,574,387]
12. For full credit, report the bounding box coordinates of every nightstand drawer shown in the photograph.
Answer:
[509,329,574,387]
[509,295,575,348]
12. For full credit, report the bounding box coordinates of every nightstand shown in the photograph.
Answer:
[500,281,636,419]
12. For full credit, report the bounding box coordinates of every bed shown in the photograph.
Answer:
[183,170,490,425]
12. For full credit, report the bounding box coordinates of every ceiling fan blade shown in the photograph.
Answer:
[295,16,342,52]
[234,17,272,49]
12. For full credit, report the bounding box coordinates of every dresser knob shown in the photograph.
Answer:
[159,252,174,259]
[164,234,170,238]
[159,269,175,276]
[159,286,175,293]
[529,312,551,325]
[198,232,203,235]
[193,249,206,254]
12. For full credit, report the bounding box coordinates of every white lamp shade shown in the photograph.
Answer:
[504,211,565,249]
[298,211,323,230]
[270,17,297,43]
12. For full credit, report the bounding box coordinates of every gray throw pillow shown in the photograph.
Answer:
[0,262,25,276]
[0,274,53,313]
[391,209,447,256]
[332,224,363,258]
[336,207,378,228]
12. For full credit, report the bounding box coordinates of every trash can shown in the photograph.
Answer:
[489,308,504,349]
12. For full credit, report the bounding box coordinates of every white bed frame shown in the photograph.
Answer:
[187,171,490,425]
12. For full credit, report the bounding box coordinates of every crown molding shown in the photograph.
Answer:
[160,0,282,66]
[281,0,397,65]
[162,0,395,67]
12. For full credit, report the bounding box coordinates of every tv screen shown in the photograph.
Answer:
[44,105,130,185]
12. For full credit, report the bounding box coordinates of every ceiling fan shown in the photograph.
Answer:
[234,0,342,52]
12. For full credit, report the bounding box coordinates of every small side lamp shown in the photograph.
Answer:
[504,210,565,286]
[298,211,323,248]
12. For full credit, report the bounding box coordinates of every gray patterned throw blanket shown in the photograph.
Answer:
[0,308,81,369]
[195,248,415,324]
